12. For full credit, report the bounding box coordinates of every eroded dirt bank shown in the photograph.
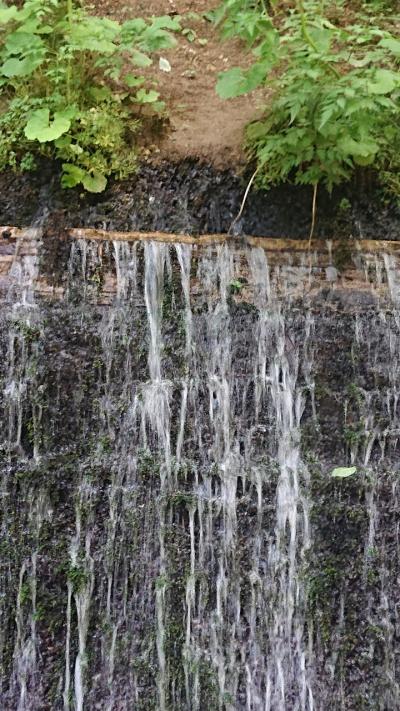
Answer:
[92,0,263,167]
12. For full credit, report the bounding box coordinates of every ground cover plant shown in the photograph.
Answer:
[0,0,181,191]
[215,0,400,228]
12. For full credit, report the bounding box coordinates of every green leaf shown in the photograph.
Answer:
[331,466,357,478]
[130,50,152,68]
[367,69,398,95]
[246,120,272,142]
[138,27,177,52]
[82,171,107,193]
[150,15,181,31]
[61,165,107,192]
[24,109,71,142]
[379,37,400,57]
[318,104,337,131]
[230,279,244,292]
[182,28,196,42]
[5,31,44,53]
[54,135,71,149]
[216,68,246,98]
[121,18,147,36]
[61,164,85,188]
[216,64,267,99]
[353,153,376,167]
[124,73,145,87]
[87,85,113,101]
[0,56,37,77]
[135,88,159,103]
[57,138,83,155]
[0,5,19,23]
[152,100,166,113]
[308,27,332,53]
[337,136,379,159]
[69,18,119,54]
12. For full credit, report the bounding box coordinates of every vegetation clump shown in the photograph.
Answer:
[0,0,180,191]
[215,0,400,205]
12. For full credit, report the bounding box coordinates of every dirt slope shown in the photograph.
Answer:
[93,0,263,167]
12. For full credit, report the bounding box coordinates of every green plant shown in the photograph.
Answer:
[229,278,245,293]
[19,580,31,604]
[338,197,352,213]
[168,490,195,508]
[0,0,181,191]
[67,563,88,592]
[212,1,277,46]
[331,466,357,478]
[155,573,169,590]
[215,0,400,218]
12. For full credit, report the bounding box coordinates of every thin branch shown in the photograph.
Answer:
[309,182,318,246]
[229,167,260,236]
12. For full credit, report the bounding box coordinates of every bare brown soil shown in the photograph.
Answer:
[93,0,264,168]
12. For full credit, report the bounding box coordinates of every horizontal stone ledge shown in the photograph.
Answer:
[1,226,42,240]
[64,230,400,255]
[1,225,400,254]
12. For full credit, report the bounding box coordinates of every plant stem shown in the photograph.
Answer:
[66,0,73,104]
[229,167,260,235]
[296,0,341,79]
[309,182,318,245]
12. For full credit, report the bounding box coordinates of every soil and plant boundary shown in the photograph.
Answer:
[0,0,399,238]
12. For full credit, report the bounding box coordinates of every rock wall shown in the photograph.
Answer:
[0,219,400,710]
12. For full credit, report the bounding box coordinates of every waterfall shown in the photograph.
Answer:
[1,233,399,710]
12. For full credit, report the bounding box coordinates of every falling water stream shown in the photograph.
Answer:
[0,229,399,710]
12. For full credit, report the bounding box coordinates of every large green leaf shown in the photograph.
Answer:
[61,164,85,188]
[0,5,19,23]
[124,73,145,87]
[24,109,71,142]
[331,466,357,478]
[216,63,267,99]
[61,165,107,192]
[69,32,117,54]
[367,68,398,95]
[5,31,44,53]
[0,56,36,77]
[138,27,177,52]
[82,171,107,193]
[69,18,119,54]
[379,37,400,57]
[308,26,332,53]
[337,135,379,159]
[135,88,159,103]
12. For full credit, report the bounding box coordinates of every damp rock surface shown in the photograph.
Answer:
[1,230,400,710]
[1,161,399,240]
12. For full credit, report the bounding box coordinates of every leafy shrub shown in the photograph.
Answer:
[0,0,181,191]
[215,1,400,199]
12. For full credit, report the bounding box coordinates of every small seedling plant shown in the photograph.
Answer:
[0,0,181,191]
[215,0,400,224]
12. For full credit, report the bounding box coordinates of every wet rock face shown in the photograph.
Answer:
[1,160,400,240]
[1,235,400,710]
